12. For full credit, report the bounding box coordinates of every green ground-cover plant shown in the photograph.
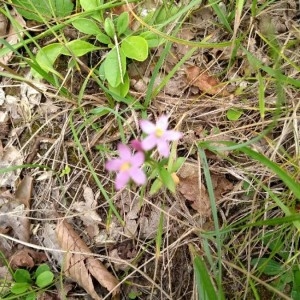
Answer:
[2,264,55,299]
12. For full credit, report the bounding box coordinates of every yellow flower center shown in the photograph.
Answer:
[120,162,131,171]
[155,128,164,137]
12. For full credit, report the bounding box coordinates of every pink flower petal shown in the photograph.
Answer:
[131,139,144,152]
[131,151,145,168]
[106,158,122,171]
[140,120,156,134]
[129,168,146,185]
[157,140,170,157]
[156,115,169,130]
[118,144,131,160]
[163,130,183,141]
[141,134,159,151]
[115,171,130,190]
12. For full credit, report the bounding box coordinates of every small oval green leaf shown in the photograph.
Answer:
[14,269,31,283]
[11,282,30,294]
[108,72,130,97]
[121,36,148,61]
[35,264,51,278]
[226,108,243,121]
[72,18,101,35]
[103,48,126,87]
[36,271,54,288]
[117,12,129,36]
[96,32,111,44]
[104,18,115,38]
[36,43,63,72]
[61,40,99,57]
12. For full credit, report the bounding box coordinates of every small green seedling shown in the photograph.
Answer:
[8,264,55,299]
[60,164,71,177]
[226,108,243,121]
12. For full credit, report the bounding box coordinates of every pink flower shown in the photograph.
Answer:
[106,144,146,190]
[140,115,183,157]
[130,139,144,152]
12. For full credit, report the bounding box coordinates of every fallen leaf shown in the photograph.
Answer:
[71,185,102,240]
[0,176,32,242]
[0,8,26,70]
[185,66,229,96]
[178,162,211,218]
[56,220,120,300]
[0,266,12,297]
[15,175,32,208]
[211,174,234,199]
[0,145,23,188]
[9,248,47,269]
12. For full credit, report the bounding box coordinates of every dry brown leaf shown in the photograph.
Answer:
[211,174,234,199]
[0,266,12,296]
[0,176,32,242]
[9,248,47,269]
[0,8,26,70]
[0,13,8,37]
[15,175,32,208]
[178,163,211,218]
[185,66,229,96]
[72,185,102,240]
[56,220,120,300]
[0,145,23,188]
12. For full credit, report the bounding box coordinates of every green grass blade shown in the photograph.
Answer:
[208,0,232,33]
[257,71,265,119]
[190,245,218,300]
[199,141,300,200]
[198,147,225,299]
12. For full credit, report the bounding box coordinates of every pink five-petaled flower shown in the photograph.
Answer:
[140,115,183,157]
[106,144,146,190]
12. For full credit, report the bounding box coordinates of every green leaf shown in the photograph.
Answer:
[121,36,148,61]
[12,0,73,22]
[35,43,63,73]
[117,12,129,36]
[140,31,163,48]
[193,254,218,300]
[251,258,283,275]
[226,108,243,121]
[25,292,36,300]
[96,32,111,44]
[14,269,31,283]
[104,18,115,38]
[11,282,30,294]
[171,157,185,172]
[108,72,130,97]
[158,168,175,193]
[79,0,103,20]
[35,264,51,278]
[36,271,54,288]
[103,48,126,87]
[61,40,99,57]
[71,18,102,35]
[149,178,163,195]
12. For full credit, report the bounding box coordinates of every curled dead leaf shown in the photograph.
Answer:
[56,220,120,300]
[9,248,47,269]
[185,66,229,96]
[178,163,211,218]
